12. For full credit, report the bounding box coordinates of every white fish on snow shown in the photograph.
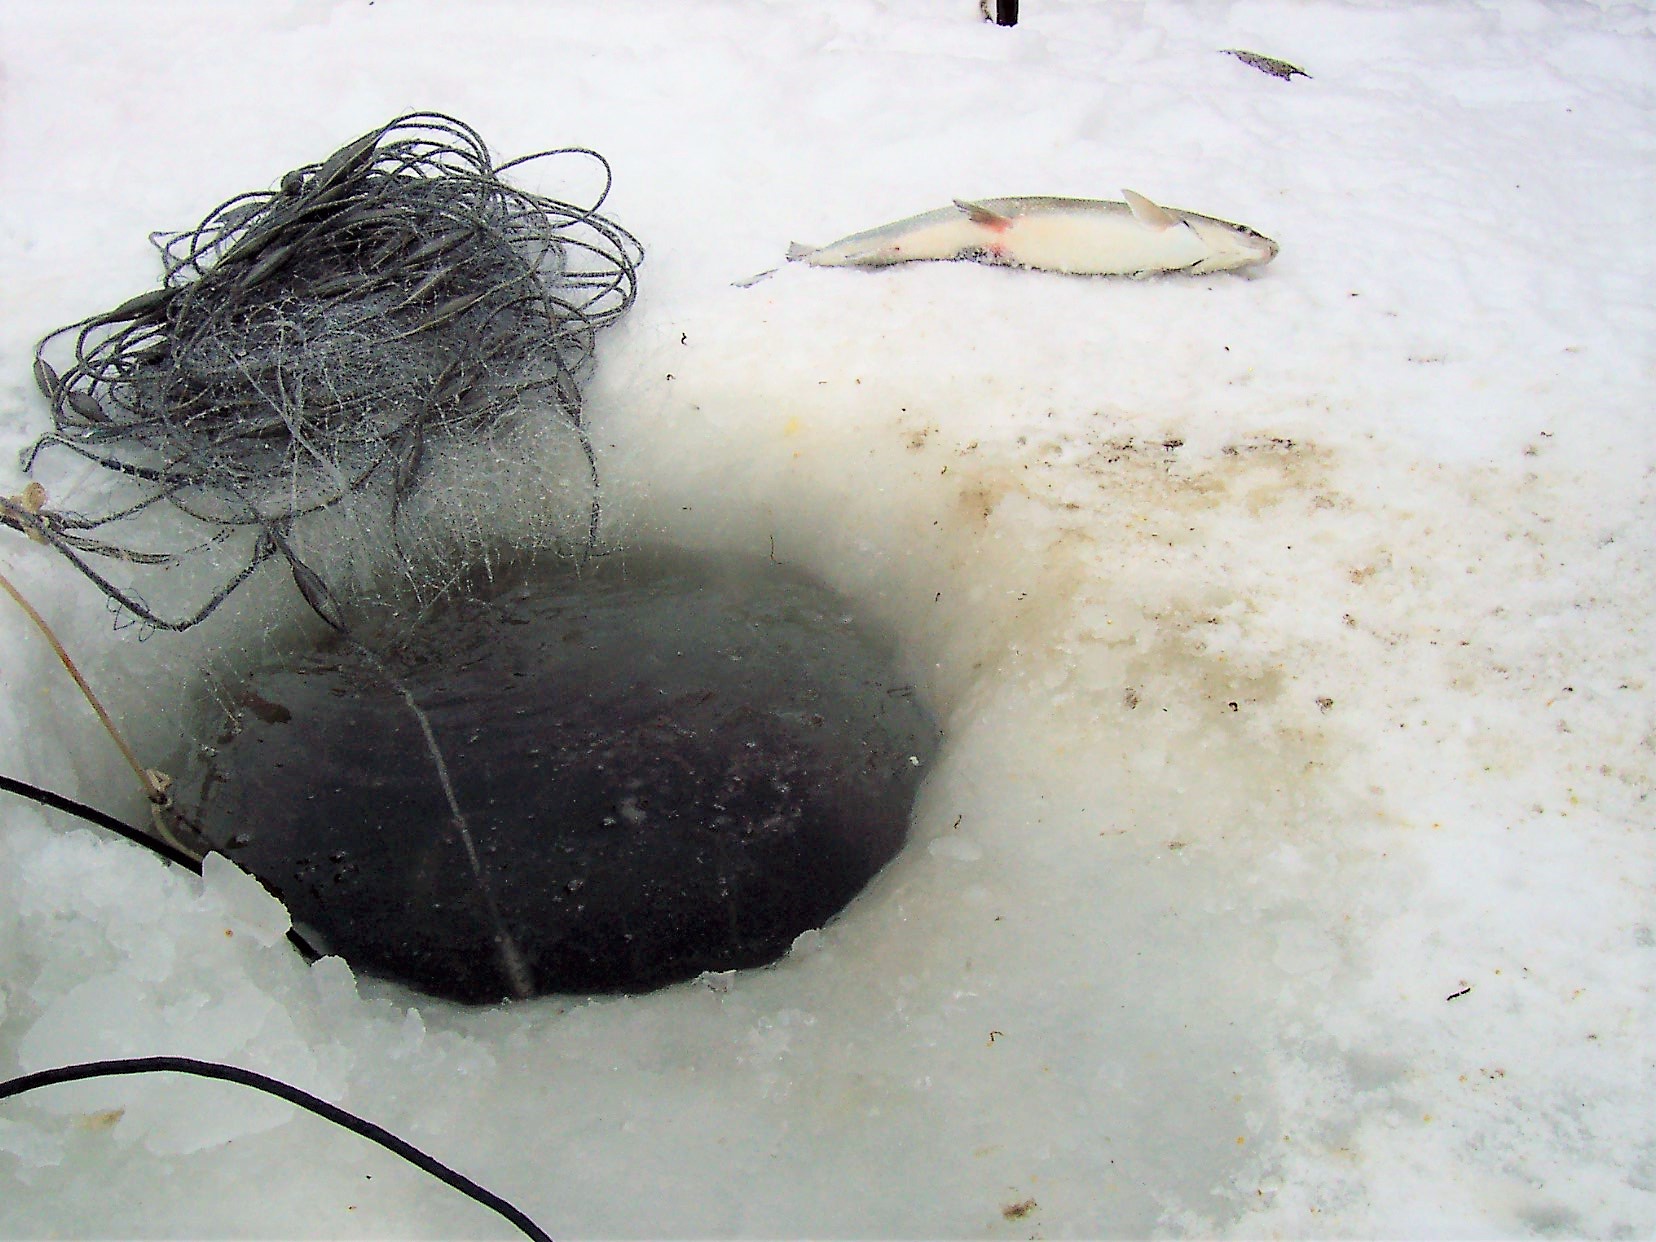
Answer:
[784,190,1278,277]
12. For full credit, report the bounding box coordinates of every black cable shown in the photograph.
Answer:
[0,772,321,961]
[0,772,200,871]
[1,782,549,1232]
[0,1056,552,1242]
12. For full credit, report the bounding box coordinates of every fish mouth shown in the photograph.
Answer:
[1234,224,1280,263]
[1230,229,1278,266]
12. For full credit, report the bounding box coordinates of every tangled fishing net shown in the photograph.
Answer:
[4,112,642,632]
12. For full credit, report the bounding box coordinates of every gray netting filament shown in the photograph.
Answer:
[7,111,642,632]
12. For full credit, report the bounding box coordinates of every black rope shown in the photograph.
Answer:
[0,1056,552,1242]
[0,772,198,871]
[1,781,551,1235]
[0,772,320,962]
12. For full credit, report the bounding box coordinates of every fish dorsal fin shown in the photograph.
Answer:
[954,198,1012,226]
[1123,189,1178,230]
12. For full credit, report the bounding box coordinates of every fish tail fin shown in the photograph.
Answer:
[786,243,818,262]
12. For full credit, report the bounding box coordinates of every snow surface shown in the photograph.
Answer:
[2,0,1652,1236]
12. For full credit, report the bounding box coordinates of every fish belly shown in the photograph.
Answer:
[997,212,1209,275]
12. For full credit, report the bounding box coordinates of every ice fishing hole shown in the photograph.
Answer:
[179,547,940,1003]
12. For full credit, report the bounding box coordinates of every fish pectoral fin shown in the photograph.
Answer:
[786,242,819,262]
[953,199,1013,227]
[1123,189,1178,230]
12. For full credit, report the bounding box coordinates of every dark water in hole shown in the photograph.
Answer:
[183,549,940,1003]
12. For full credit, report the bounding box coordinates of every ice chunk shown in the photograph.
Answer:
[16,974,329,1155]
[927,835,984,862]
[199,852,291,947]
[1272,919,1341,978]
[0,1117,66,1178]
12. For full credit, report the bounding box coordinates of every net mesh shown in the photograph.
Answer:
[5,111,642,632]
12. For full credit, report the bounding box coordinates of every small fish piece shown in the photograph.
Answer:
[32,357,62,402]
[785,191,1278,277]
[94,286,176,325]
[65,391,108,423]
[1222,49,1311,81]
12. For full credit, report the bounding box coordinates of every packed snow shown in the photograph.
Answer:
[1,1,1651,1237]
